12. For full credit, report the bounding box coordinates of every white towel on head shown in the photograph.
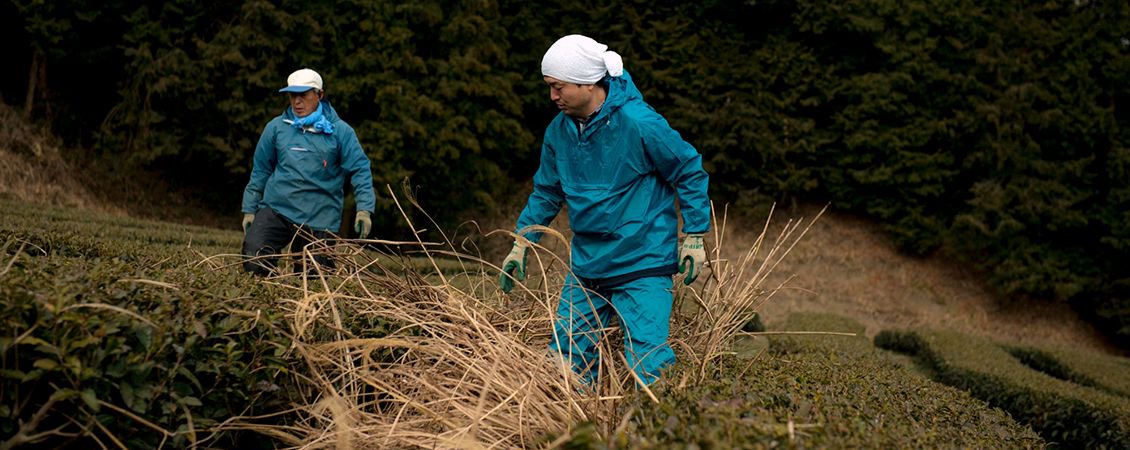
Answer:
[541,34,623,84]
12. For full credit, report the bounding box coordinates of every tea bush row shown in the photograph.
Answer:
[875,329,1130,449]
[0,251,300,448]
[612,313,1042,449]
[1,200,304,448]
[0,198,1056,448]
[2,197,242,256]
[1004,345,1130,400]
[0,198,412,448]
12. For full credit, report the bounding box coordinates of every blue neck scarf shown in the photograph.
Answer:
[291,102,335,134]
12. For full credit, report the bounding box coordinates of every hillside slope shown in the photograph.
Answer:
[479,193,1122,357]
[730,205,1123,356]
[0,104,229,228]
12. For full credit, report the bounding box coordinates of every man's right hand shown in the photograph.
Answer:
[498,241,530,293]
[242,213,255,233]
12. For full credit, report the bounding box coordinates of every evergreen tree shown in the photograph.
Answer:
[3,0,1128,343]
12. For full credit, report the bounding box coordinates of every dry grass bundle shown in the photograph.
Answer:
[283,268,591,449]
[225,197,613,449]
[672,203,827,383]
[229,193,819,449]
[227,245,596,449]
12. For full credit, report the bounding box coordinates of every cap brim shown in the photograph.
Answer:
[279,86,316,93]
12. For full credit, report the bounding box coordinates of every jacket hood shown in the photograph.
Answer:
[601,69,643,115]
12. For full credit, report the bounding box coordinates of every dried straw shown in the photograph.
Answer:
[672,203,826,382]
[218,191,820,449]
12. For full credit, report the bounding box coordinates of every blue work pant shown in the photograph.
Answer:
[549,274,675,386]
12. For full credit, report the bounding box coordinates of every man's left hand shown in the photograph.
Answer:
[678,234,706,285]
[354,210,372,239]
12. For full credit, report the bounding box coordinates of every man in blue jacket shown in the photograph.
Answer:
[240,68,376,276]
[499,35,711,386]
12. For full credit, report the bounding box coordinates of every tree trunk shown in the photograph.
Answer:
[24,48,41,116]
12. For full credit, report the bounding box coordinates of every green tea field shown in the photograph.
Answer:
[3,196,1128,449]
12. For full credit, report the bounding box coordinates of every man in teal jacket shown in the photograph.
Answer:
[499,35,711,386]
[241,68,376,276]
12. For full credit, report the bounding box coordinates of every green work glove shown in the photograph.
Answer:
[242,213,255,233]
[354,210,372,239]
[498,241,530,293]
[678,233,706,285]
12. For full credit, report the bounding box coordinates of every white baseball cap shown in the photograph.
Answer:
[279,68,323,93]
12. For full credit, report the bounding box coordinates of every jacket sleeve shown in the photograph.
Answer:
[639,112,711,234]
[339,125,376,213]
[241,122,278,214]
[515,142,565,243]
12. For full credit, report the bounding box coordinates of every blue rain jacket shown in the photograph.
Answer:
[241,100,375,232]
[516,70,711,282]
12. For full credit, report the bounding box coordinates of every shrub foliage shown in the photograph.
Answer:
[0,198,299,448]
[0,197,1062,448]
[613,313,1043,449]
[876,328,1130,449]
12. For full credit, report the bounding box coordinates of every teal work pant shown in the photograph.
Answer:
[548,274,675,386]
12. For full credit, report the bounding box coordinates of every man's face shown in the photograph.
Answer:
[544,76,597,118]
[289,89,321,117]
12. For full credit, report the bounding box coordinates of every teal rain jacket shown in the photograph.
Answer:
[516,70,711,283]
[241,100,376,232]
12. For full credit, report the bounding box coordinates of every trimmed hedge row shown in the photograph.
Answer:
[1,199,302,448]
[0,249,299,449]
[0,197,1057,448]
[1005,345,1130,400]
[1,196,240,258]
[613,313,1043,449]
[875,329,1130,449]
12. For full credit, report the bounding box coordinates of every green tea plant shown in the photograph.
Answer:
[0,201,300,449]
[876,328,1130,448]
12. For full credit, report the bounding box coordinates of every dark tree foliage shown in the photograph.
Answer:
[4,0,1129,345]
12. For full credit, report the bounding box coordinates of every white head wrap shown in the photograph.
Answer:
[541,34,624,84]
